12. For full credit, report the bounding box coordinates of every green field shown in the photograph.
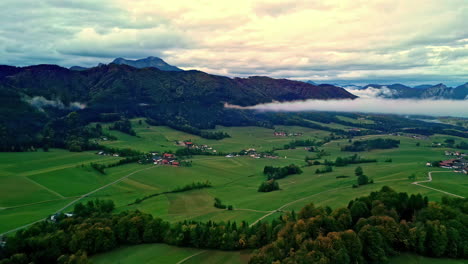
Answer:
[92,245,467,264]
[92,244,250,264]
[389,253,467,264]
[1,120,467,262]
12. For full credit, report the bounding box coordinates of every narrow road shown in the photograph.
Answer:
[0,165,157,236]
[412,171,465,199]
[175,250,207,264]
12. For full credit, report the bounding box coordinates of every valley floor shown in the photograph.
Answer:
[1,118,467,263]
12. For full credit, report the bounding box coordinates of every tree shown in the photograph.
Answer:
[359,225,387,263]
[355,166,363,177]
[358,174,369,186]
[258,180,280,192]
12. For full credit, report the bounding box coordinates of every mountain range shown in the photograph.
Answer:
[306,81,468,100]
[70,56,183,72]
[0,61,356,150]
[358,83,468,100]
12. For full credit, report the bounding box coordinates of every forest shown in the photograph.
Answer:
[1,187,466,264]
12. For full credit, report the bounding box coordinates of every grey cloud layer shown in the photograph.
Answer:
[226,99,468,118]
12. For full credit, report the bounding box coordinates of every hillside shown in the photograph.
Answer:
[0,63,356,151]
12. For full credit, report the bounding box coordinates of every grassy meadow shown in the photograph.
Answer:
[91,244,250,264]
[1,119,467,262]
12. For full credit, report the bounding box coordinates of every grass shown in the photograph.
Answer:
[100,119,330,153]
[91,244,202,264]
[1,120,467,263]
[389,253,467,264]
[91,243,251,264]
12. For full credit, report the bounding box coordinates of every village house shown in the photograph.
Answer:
[274,131,303,137]
[445,150,467,157]
[50,213,74,222]
[439,159,457,168]
[438,158,468,171]
[274,131,287,136]
[153,153,180,166]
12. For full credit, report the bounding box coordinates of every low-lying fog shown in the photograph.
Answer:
[225,98,468,118]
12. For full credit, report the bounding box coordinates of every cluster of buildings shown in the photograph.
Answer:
[225,148,278,159]
[445,150,467,157]
[178,141,217,153]
[273,131,303,137]
[429,157,468,174]
[96,151,120,157]
[152,153,180,166]
[387,132,429,140]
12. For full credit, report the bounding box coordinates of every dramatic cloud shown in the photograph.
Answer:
[0,0,467,85]
[226,99,468,118]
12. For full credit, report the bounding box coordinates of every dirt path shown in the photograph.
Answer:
[0,165,157,236]
[22,176,66,199]
[248,177,411,227]
[412,171,465,199]
[249,186,349,227]
[234,208,275,213]
[0,197,80,210]
[175,250,207,264]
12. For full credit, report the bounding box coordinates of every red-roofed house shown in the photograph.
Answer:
[163,153,175,159]
[439,159,457,168]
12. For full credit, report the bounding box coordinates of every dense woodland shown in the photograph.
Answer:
[0,187,466,264]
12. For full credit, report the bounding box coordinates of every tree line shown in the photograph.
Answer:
[1,187,466,264]
[130,181,212,205]
[263,164,303,180]
[342,138,400,152]
[249,186,467,264]
[109,119,137,136]
[145,118,230,140]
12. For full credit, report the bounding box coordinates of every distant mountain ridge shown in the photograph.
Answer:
[70,56,182,72]
[111,56,183,71]
[319,82,467,100]
[363,83,467,99]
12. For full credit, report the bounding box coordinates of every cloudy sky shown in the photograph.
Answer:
[1,0,467,86]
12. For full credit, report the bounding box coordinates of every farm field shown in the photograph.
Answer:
[99,119,330,153]
[91,244,250,264]
[1,120,467,263]
[92,244,467,264]
[389,253,467,264]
